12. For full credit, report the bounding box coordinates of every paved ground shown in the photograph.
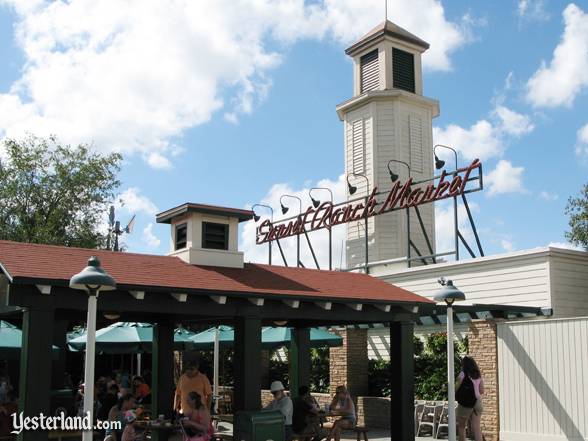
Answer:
[217,422,444,440]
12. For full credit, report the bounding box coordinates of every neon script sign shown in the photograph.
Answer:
[256,159,482,244]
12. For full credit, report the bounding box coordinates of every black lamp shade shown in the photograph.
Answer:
[433,279,465,304]
[389,170,399,182]
[281,204,289,215]
[69,256,116,292]
[435,155,445,170]
[253,214,260,222]
[348,182,357,195]
[311,197,320,208]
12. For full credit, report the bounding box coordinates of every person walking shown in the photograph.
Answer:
[263,381,293,441]
[455,356,484,441]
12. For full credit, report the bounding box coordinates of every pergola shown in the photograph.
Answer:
[0,240,434,441]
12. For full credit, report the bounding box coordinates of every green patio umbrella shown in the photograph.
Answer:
[0,320,60,360]
[187,325,235,350]
[261,327,343,349]
[67,322,197,354]
[188,326,342,350]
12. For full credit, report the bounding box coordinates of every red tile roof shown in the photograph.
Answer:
[0,240,432,304]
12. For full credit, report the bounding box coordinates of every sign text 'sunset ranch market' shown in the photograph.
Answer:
[256,158,482,244]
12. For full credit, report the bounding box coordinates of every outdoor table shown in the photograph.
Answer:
[136,420,178,441]
[212,414,234,424]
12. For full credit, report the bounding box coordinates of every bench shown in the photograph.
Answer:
[319,423,370,441]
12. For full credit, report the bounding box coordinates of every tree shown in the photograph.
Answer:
[0,135,122,248]
[565,183,588,250]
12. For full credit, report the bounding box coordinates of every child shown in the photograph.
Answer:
[121,410,143,441]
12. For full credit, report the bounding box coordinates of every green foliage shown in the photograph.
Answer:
[270,351,290,388]
[367,333,468,400]
[0,135,122,248]
[414,333,468,400]
[309,347,329,393]
[565,183,588,250]
[368,358,391,396]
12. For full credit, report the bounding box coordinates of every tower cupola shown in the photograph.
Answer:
[156,203,253,268]
[346,20,429,97]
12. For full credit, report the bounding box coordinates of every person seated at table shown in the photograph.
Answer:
[326,385,356,441]
[99,384,120,422]
[0,390,18,437]
[263,381,293,441]
[293,386,325,441]
[121,410,144,441]
[181,391,213,441]
[131,376,151,404]
[105,393,136,441]
[174,359,213,415]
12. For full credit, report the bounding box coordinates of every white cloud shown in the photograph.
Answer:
[142,223,161,249]
[501,239,515,252]
[485,160,527,196]
[0,0,469,167]
[433,105,534,161]
[117,187,158,217]
[518,0,550,22]
[241,174,346,269]
[434,200,479,255]
[493,105,535,136]
[146,152,172,170]
[575,122,588,159]
[538,190,558,201]
[526,4,588,108]
[434,120,501,161]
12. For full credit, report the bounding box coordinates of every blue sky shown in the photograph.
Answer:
[0,0,586,265]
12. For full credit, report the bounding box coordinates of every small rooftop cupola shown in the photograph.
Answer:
[346,20,429,96]
[156,203,253,268]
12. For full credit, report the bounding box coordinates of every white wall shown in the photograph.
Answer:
[550,250,588,318]
[381,248,554,308]
[497,317,588,441]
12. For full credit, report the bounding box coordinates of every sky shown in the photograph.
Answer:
[0,0,586,268]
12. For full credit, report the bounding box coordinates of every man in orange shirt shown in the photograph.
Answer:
[174,360,212,414]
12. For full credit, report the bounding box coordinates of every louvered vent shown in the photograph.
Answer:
[351,119,365,174]
[393,48,415,93]
[360,49,379,93]
[409,115,423,173]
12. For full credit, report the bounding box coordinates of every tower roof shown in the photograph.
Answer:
[345,20,429,56]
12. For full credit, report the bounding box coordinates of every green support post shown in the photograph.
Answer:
[18,308,54,441]
[233,316,262,412]
[152,323,174,425]
[289,328,310,400]
[389,321,415,440]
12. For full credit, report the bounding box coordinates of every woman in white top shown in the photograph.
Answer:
[455,356,484,441]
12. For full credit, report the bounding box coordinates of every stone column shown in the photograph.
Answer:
[468,320,499,441]
[329,328,368,397]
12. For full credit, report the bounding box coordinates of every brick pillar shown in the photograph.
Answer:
[329,328,368,397]
[468,320,499,441]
